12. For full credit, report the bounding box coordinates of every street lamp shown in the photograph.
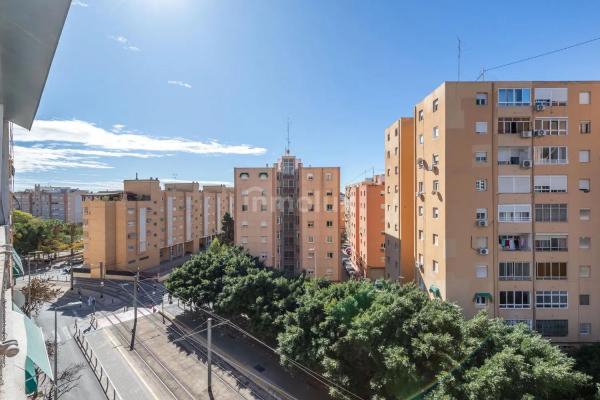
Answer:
[100,281,104,299]
[54,301,82,400]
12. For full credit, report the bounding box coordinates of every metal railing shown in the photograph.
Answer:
[73,326,122,400]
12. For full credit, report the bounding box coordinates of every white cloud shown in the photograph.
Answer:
[168,80,192,89]
[108,35,141,52]
[13,146,114,172]
[71,0,89,7]
[14,120,267,156]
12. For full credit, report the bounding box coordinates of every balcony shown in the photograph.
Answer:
[498,234,530,251]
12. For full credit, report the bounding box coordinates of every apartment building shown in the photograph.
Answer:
[345,175,386,279]
[14,185,88,223]
[409,81,599,343]
[384,117,415,283]
[83,178,231,278]
[202,185,234,237]
[234,153,341,280]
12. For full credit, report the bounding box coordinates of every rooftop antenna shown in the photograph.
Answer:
[285,118,291,155]
[457,37,461,81]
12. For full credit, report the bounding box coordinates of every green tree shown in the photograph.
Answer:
[21,278,61,317]
[219,212,234,245]
[427,314,595,399]
[574,344,600,390]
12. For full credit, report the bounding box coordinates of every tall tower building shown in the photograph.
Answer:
[405,81,599,343]
[234,154,341,280]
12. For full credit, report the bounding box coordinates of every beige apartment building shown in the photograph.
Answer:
[384,117,415,283]
[345,175,386,279]
[82,178,232,278]
[234,153,341,280]
[14,185,88,223]
[395,81,599,343]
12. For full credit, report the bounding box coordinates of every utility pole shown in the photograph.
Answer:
[457,37,461,81]
[130,269,139,350]
[207,317,212,391]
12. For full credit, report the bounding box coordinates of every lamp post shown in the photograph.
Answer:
[100,281,104,299]
[54,301,82,400]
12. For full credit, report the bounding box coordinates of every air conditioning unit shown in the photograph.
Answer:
[534,130,546,137]
[431,190,438,195]
[521,160,532,168]
[415,191,423,197]
[417,159,424,169]
[415,261,423,269]
[476,219,488,227]
[478,248,489,255]
[535,103,545,111]
[520,130,532,138]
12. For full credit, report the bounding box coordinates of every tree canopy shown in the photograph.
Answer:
[165,242,596,399]
[219,212,234,245]
[12,210,82,256]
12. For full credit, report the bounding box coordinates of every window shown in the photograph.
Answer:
[418,110,424,121]
[259,172,268,180]
[241,236,248,244]
[418,134,424,144]
[325,173,332,181]
[307,173,314,180]
[580,208,591,221]
[476,208,487,220]
[536,262,567,280]
[579,179,591,192]
[474,294,488,306]
[326,204,333,211]
[433,98,439,112]
[307,235,314,243]
[326,235,333,243]
[499,291,530,309]
[579,265,591,278]
[239,172,249,180]
[534,175,567,193]
[327,252,334,259]
[241,204,248,211]
[432,180,440,192]
[534,87,568,106]
[307,221,314,228]
[475,179,487,191]
[417,182,424,193]
[387,169,390,176]
[476,92,488,105]
[260,236,267,243]
[580,120,591,134]
[580,294,590,306]
[534,146,568,165]
[127,208,135,215]
[505,320,533,329]
[498,204,531,222]
[260,221,267,227]
[534,118,568,135]
[475,236,488,250]
[536,291,568,308]
[475,151,487,163]
[128,221,135,227]
[475,122,488,134]
[433,126,439,139]
[498,176,530,193]
[579,237,591,249]
[432,207,439,218]
[536,320,568,337]
[326,220,333,227]
[499,262,531,280]
[432,260,439,273]
[418,206,423,216]
[476,265,488,278]
[579,91,591,104]
[535,234,568,251]
[535,204,567,222]
[433,234,439,246]
[579,150,590,163]
[498,234,529,251]
[498,88,531,106]
[241,220,249,227]
[418,230,423,240]
[497,147,530,165]
[580,323,592,336]
[395,147,398,155]
[432,154,440,165]
[498,117,531,134]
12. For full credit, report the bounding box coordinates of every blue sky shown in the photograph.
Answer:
[15,0,600,191]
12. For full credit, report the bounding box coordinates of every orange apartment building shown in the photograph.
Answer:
[390,81,599,343]
[234,153,341,280]
[345,175,386,279]
[384,117,415,283]
[82,178,233,278]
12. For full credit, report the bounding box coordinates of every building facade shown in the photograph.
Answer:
[234,154,341,280]
[345,175,386,279]
[384,117,415,283]
[82,178,232,278]
[405,81,600,343]
[13,185,88,223]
